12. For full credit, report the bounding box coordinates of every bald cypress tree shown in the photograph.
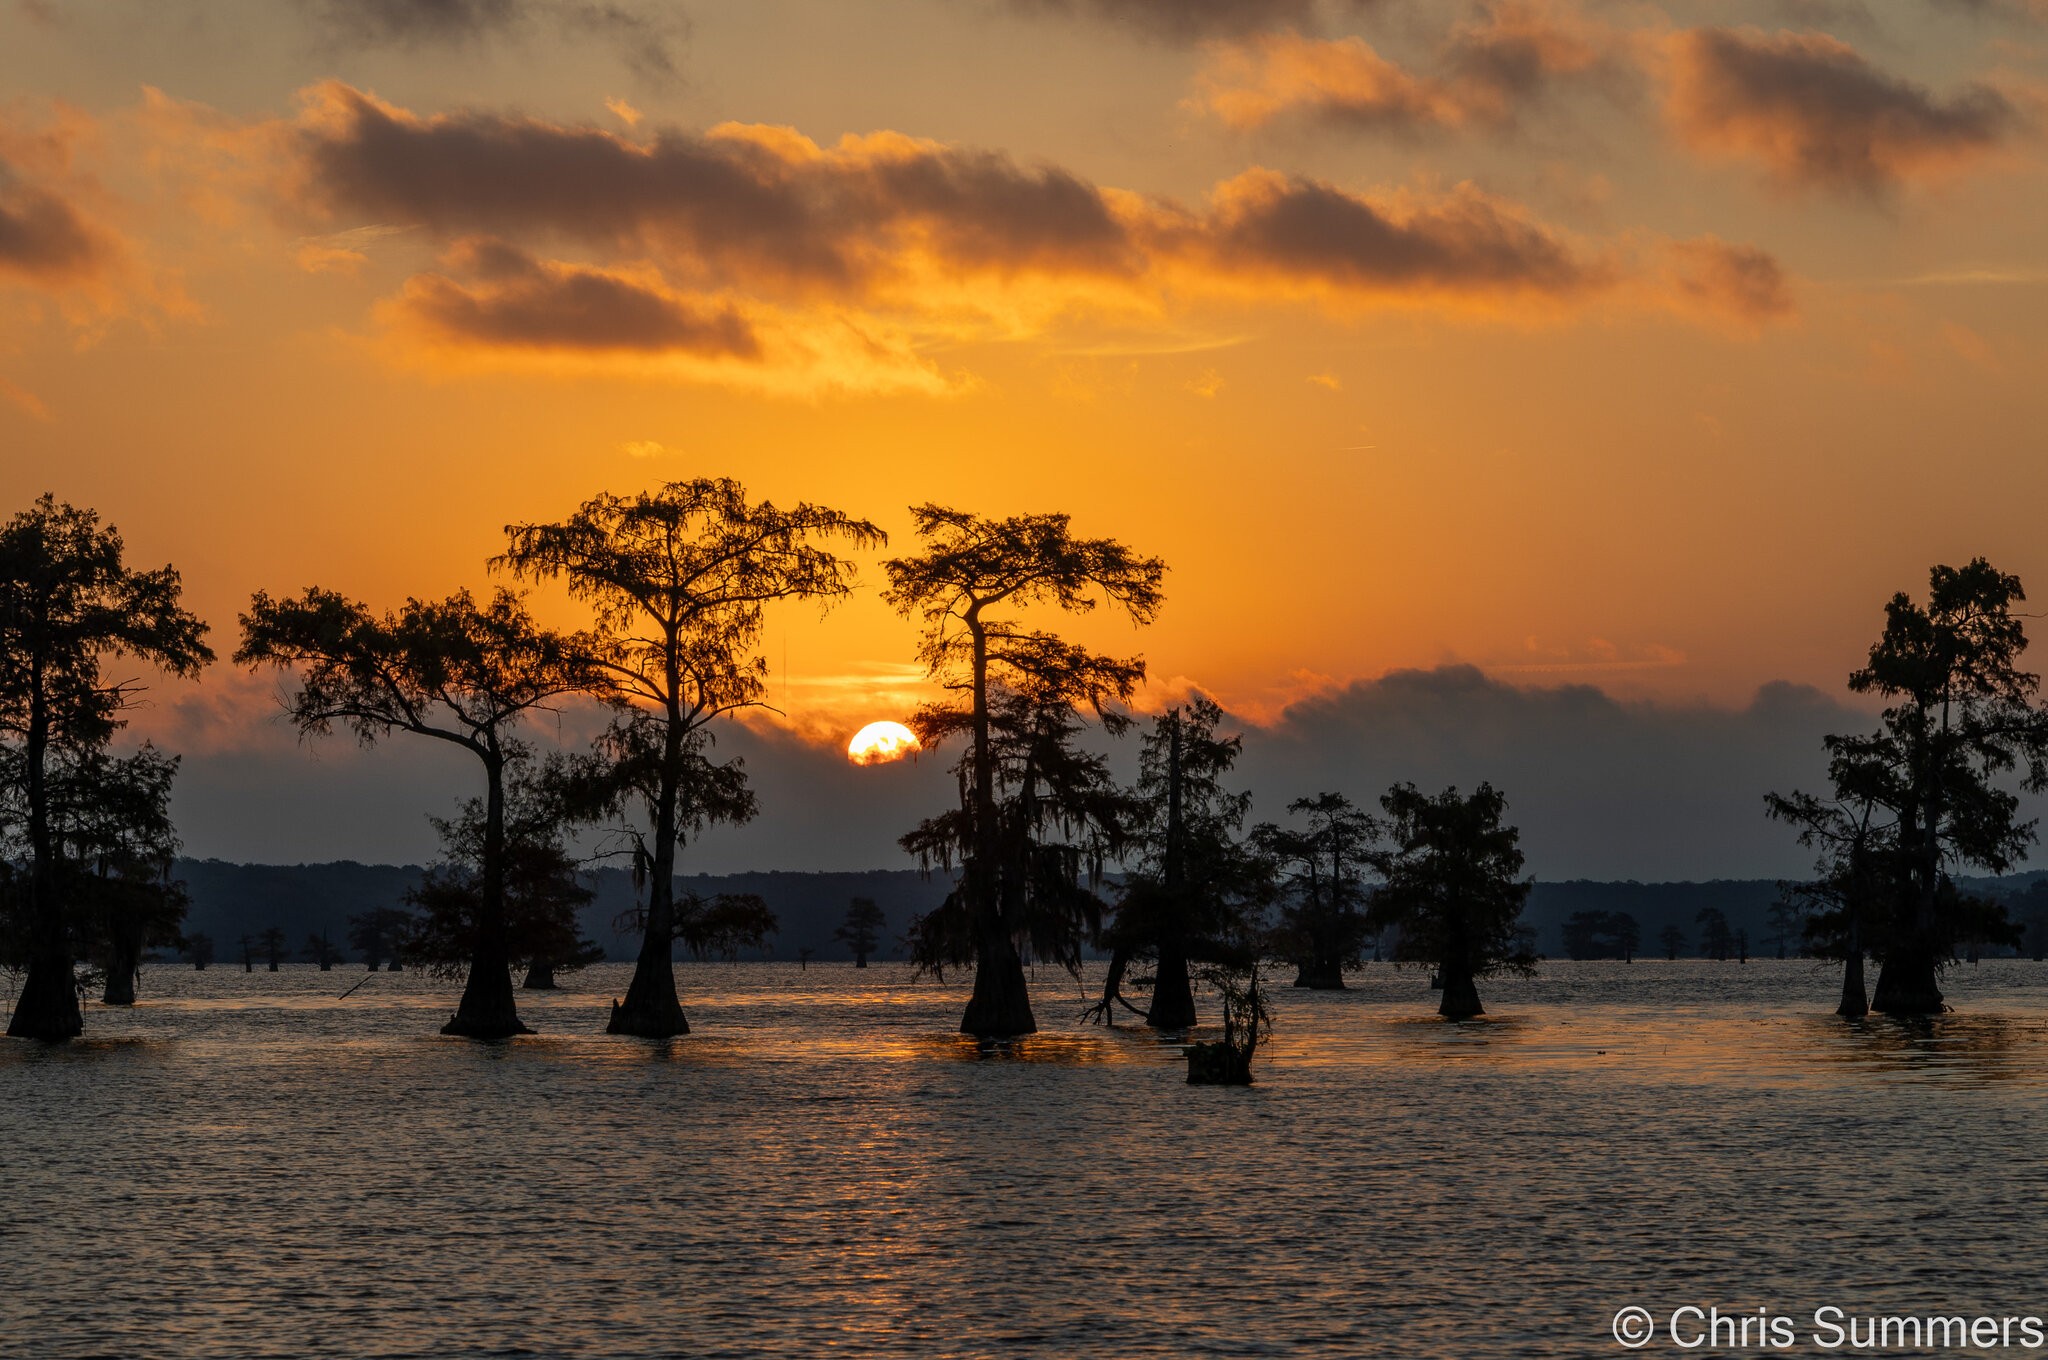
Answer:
[499,479,882,1038]
[1772,560,2048,1015]
[0,496,212,1041]
[237,587,599,1038]
[1094,696,1266,1029]
[1367,782,1535,1020]
[1255,792,1376,990]
[886,506,1164,1039]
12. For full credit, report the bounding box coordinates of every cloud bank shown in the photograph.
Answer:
[265,80,1792,389]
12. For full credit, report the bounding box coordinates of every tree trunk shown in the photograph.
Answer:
[1871,950,1945,1015]
[1438,965,1484,1019]
[961,938,1036,1038]
[608,693,690,1038]
[102,930,141,1006]
[1146,939,1196,1029]
[954,612,1033,1040]
[442,752,532,1039]
[1837,952,1869,1019]
[1292,958,1346,989]
[7,674,81,1042]
[522,959,557,990]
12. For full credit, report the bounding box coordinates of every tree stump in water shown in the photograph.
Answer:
[1185,1040,1253,1085]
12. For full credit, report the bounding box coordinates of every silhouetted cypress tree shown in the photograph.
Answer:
[1366,782,1535,1019]
[238,587,600,1038]
[499,479,882,1038]
[886,506,1163,1039]
[0,496,211,1040]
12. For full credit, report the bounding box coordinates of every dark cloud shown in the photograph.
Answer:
[394,238,762,356]
[1667,26,2020,194]
[294,84,1139,295]
[1233,665,1872,880]
[311,0,520,44]
[0,170,111,282]
[164,665,1937,881]
[305,0,684,83]
[1002,0,1339,42]
[281,83,1790,358]
[1662,236,1795,323]
[1192,8,1626,137]
[1195,169,1603,297]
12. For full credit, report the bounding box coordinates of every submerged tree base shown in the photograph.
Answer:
[960,950,1036,1039]
[441,1011,535,1039]
[1837,953,1869,1019]
[1186,1040,1253,1085]
[7,960,85,1041]
[1871,954,1948,1015]
[607,946,691,1037]
[607,994,690,1037]
[1438,969,1484,1020]
[521,961,557,990]
[441,958,532,1039]
[1290,967,1346,990]
[1146,957,1196,1030]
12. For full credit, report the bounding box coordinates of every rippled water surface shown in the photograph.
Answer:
[6,959,2048,1358]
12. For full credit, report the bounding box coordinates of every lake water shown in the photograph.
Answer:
[6,959,2048,1358]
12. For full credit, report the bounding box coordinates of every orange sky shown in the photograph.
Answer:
[5,0,2047,765]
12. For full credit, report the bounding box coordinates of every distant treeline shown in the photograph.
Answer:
[162,861,2048,968]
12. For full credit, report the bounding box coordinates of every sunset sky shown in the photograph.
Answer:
[5,0,2046,877]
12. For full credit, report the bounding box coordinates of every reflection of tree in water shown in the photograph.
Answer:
[1813,1013,2048,1085]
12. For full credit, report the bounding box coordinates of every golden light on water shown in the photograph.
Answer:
[847,721,921,766]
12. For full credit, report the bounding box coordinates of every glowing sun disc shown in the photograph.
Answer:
[848,720,920,766]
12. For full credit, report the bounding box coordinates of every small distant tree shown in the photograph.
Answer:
[834,897,885,967]
[258,926,286,971]
[347,905,415,972]
[238,934,254,973]
[1769,781,1893,1016]
[1763,900,1802,959]
[1366,782,1535,1019]
[1695,907,1734,961]
[499,479,883,1038]
[0,495,212,1040]
[1658,924,1685,960]
[1255,792,1376,990]
[1735,927,1750,963]
[238,586,601,1037]
[183,932,214,970]
[42,742,190,1005]
[1561,910,1641,961]
[304,930,344,971]
[886,505,1163,1039]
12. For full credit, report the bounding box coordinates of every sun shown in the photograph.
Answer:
[847,720,921,766]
